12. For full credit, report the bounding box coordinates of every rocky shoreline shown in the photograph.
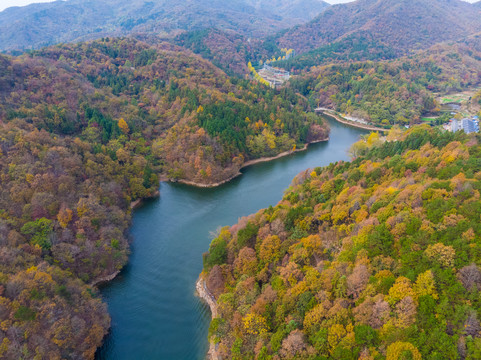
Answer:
[196,277,220,360]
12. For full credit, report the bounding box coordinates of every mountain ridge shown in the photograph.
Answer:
[0,0,330,52]
[277,0,481,55]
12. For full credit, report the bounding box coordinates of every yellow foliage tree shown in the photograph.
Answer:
[414,270,438,299]
[303,304,326,334]
[259,235,281,264]
[349,140,368,158]
[262,128,276,149]
[76,198,88,217]
[424,243,455,267]
[327,323,355,353]
[366,132,381,147]
[118,118,129,134]
[386,341,422,360]
[387,277,415,305]
[57,208,73,229]
[242,313,268,336]
[328,324,346,352]
[0,338,10,357]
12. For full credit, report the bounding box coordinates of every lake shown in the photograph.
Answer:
[96,118,368,360]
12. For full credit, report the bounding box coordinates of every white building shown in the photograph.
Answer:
[450,117,479,134]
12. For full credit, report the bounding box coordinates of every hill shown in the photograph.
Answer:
[172,28,283,75]
[0,0,329,52]
[277,0,481,55]
[201,126,481,359]
[283,38,481,126]
[0,37,328,358]
[2,38,327,185]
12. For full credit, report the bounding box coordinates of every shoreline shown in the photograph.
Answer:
[196,277,220,360]
[129,190,160,209]
[317,109,388,132]
[97,133,330,356]
[90,270,121,287]
[173,136,329,188]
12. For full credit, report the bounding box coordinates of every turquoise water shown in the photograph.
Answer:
[96,119,367,359]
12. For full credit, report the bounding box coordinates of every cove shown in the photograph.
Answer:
[96,118,368,359]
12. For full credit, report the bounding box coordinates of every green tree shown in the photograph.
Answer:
[21,218,54,250]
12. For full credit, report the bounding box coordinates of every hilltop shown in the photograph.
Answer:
[244,0,330,23]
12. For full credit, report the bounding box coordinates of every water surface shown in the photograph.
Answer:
[97,119,367,360]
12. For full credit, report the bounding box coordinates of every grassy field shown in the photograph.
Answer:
[439,90,477,104]
[441,96,466,104]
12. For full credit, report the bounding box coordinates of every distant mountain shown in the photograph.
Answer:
[0,0,329,52]
[244,0,330,22]
[277,0,481,54]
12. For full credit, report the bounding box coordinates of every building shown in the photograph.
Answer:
[257,64,291,88]
[450,117,480,134]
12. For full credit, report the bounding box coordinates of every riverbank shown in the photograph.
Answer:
[129,190,160,209]
[91,270,121,287]
[196,277,220,360]
[317,108,388,132]
[174,136,329,188]
[97,117,366,359]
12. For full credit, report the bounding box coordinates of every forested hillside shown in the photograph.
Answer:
[0,37,327,358]
[244,0,329,23]
[286,40,481,126]
[277,0,481,56]
[171,0,481,83]
[273,34,398,71]
[201,126,481,359]
[2,37,327,184]
[173,29,280,75]
[0,0,329,52]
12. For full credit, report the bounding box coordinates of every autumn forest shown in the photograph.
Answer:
[1,0,481,359]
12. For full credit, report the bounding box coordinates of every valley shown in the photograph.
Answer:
[96,117,367,360]
[1,0,481,359]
